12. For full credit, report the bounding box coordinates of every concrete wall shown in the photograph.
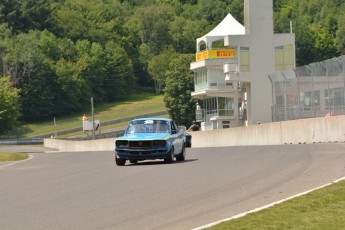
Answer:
[191,115,345,147]
[44,138,116,152]
[44,116,345,151]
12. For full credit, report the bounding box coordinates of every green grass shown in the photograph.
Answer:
[13,92,166,138]
[57,113,170,138]
[208,180,345,230]
[0,152,29,162]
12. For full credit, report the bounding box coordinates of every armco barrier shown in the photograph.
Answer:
[0,138,44,145]
[44,115,345,151]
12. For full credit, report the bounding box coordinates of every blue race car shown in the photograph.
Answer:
[115,118,186,166]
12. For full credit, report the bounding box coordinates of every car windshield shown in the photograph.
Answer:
[126,120,170,134]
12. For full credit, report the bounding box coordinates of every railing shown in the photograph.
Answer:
[194,82,234,92]
[205,109,234,117]
[196,109,235,128]
[218,109,234,116]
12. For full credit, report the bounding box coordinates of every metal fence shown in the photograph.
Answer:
[270,55,345,121]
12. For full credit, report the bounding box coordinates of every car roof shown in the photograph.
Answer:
[131,118,172,122]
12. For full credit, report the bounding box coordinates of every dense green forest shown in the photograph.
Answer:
[1,0,345,133]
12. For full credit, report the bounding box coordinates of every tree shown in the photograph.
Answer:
[127,5,174,56]
[148,47,178,93]
[103,41,136,101]
[3,31,63,121]
[229,0,244,23]
[313,25,339,61]
[274,4,294,33]
[0,23,13,77]
[0,0,53,33]
[164,54,195,126]
[336,11,345,54]
[294,16,318,65]
[2,0,345,126]
[0,76,21,133]
[50,0,127,45]
[193,0,228,24]
[169,16,210,53]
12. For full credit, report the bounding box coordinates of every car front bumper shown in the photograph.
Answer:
[115,147,170,160]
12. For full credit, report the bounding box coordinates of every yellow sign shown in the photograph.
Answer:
[196,49,235,61]
[196,51,209,61]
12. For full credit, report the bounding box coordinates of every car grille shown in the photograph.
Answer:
[129,141,152,148]
[128,151,152,155]
[116,140,128,147]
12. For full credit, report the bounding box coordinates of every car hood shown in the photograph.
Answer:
[117,133,171,140]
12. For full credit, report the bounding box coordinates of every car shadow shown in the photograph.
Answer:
[126,159,198,166]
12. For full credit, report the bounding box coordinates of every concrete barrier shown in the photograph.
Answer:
[44,138,116,152]
[44,116,345,151]
[190,115,345,148]
[280,116,345,144]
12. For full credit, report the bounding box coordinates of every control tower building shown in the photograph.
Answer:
[190,0,295,130]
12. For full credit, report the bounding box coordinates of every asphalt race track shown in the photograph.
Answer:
[1,143,345,230]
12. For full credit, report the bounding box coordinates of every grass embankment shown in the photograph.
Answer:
[0,93,166,160]
[208,180,345,230]
[0,152,29,162]
[20,93,166,138]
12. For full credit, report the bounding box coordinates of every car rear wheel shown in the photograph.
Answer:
[186,143,191,148]
[176,145,185,161]
[115,153,126,166]
[129,160,138,164]
[164,147,174,163]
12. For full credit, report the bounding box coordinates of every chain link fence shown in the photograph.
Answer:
[270,55,345,122]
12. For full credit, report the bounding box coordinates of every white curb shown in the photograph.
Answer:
[0,154,34,169]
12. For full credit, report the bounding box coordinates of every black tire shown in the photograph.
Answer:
[115,153,126,166]
[164,147,174,163]
[176,145,186,162]
[129,160,138,164]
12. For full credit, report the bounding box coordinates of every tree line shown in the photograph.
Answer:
[1,0,345,133]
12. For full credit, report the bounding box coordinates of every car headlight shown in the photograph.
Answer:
[116,140,128,147]
[153,140,166,147]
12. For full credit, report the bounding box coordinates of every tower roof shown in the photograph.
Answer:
[196,13,245,51]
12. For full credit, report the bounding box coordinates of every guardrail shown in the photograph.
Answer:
[0,138,44,145]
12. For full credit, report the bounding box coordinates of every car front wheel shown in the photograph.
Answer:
[164,147,174,163]
[115,152,126,166]
[176,145,185,161]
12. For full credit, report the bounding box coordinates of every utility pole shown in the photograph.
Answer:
[54,117,57,137]
[91,97,95,140]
